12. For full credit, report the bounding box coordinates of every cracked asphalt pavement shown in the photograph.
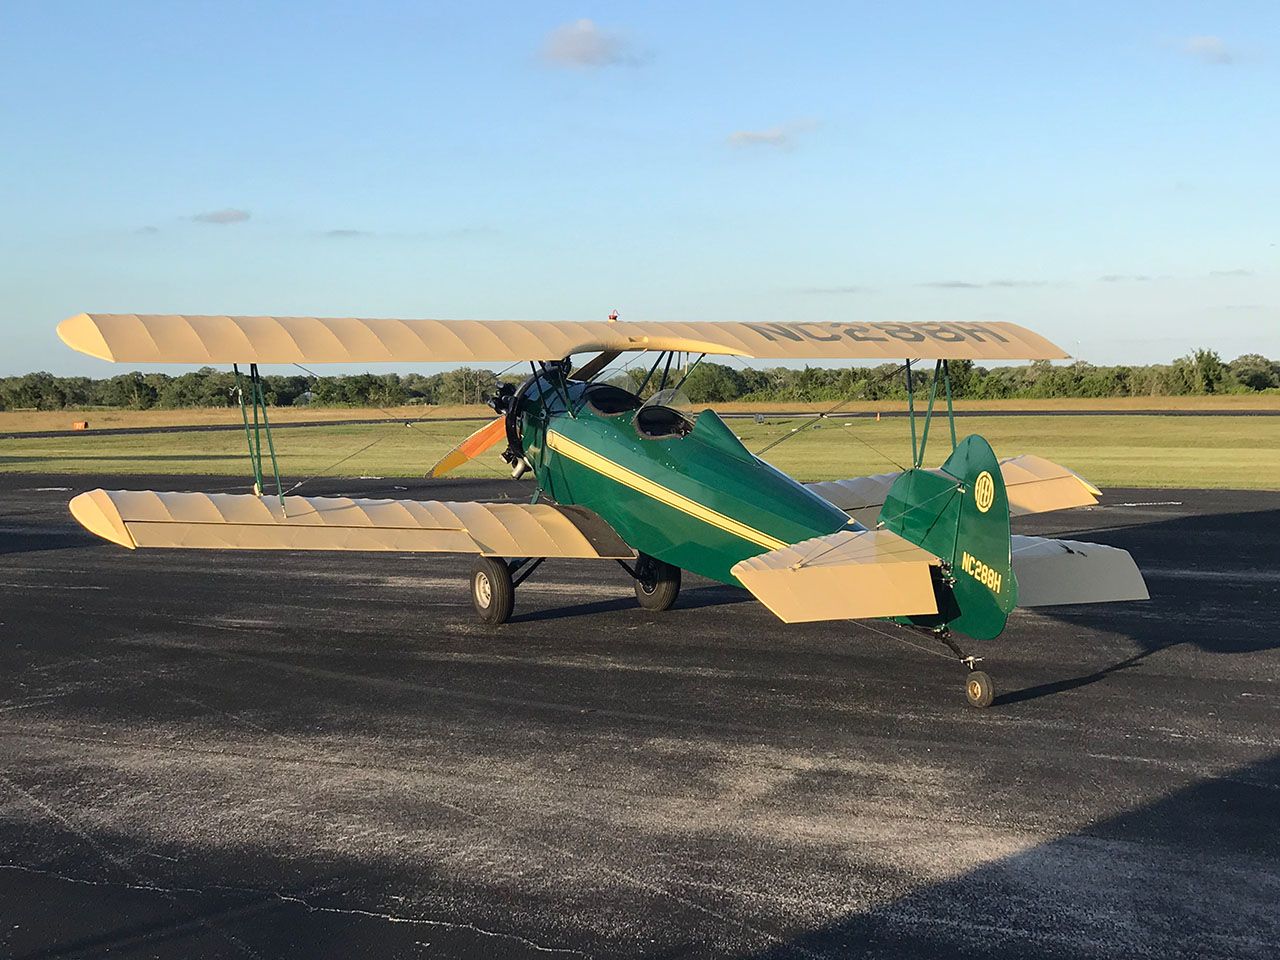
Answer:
[1,474,1278,958]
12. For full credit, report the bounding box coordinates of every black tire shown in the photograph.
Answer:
[471,557,515,625]
[965,670,995,709]
[634,554,681,612]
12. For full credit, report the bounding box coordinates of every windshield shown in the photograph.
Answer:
[639,388,695,422]
[634,388,697,439]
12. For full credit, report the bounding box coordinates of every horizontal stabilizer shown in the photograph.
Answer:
[731,529,940,623]
[1011,535,1148,607]
[809,454,1101,526]
[69,489,635,559]
[57,314,1068,365]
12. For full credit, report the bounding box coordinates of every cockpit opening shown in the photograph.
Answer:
[582,383,643,416]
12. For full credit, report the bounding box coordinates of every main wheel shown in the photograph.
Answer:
[964,670,995,709]
[634,554,681,611]
[471,557,515,625]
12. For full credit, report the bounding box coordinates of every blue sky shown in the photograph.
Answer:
[1,1,1276,375]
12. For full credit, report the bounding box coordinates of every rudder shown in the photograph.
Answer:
[879,434,1017,640]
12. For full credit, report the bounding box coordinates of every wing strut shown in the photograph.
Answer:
[908,358,959,469]
[233,363,284,506]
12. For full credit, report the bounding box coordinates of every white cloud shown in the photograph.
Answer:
[726,120,817,149]
[191,208,250,224]
[919,279,1050,289]
[728,127,790,148]
[798,285,873,295]
[541,19,638,68]
[1183,35,1235,65]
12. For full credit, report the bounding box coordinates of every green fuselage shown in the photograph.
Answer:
[517,376,854,585]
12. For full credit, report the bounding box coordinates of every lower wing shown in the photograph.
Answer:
[70,489,635,559]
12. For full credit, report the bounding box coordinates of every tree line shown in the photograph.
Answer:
[2,349,1276,411]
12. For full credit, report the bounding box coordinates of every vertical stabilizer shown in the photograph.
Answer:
[880,435,1017,640]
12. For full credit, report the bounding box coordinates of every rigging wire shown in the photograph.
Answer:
[752,360,911,459]
[280,361,513,493]
[857,618,960,662]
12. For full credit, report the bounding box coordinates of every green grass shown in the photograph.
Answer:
[3,414,1277,489]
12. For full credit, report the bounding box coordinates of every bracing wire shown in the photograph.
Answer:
[752,360,911,460]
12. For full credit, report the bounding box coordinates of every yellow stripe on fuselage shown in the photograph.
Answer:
[545,431,788,551]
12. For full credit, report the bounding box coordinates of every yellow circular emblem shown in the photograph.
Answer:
[974,471,995,513]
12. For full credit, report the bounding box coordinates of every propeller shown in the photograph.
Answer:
[427,416,507,478]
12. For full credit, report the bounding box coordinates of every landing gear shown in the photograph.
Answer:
[964,670,995,708]
[470,557,515,625]
[628,554,681,611]
[938,630,996,708]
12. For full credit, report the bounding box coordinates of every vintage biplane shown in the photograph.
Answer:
[57,313,1147,707]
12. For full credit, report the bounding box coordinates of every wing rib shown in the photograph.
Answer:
[69,490,635,559]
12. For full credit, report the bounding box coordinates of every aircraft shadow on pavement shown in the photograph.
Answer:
[3,750,1275,959]
[986,504,1280,706]
[512,583,752,623]
[0,530,98,556]
[741,749,1280,960]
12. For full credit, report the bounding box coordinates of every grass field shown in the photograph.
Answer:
[3,393,1279,435]
[3,410,1277,489]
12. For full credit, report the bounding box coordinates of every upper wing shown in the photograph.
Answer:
[57,314,1068,364]
[70,489,635,559]
[808,454,1102,526]
[731,528,941,623]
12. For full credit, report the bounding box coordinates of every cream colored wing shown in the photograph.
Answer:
[57,314,1068,364]
[731,528,940,623]
[70,489,635,559]
[808,454,1101,526]
[1011,535,1148,607]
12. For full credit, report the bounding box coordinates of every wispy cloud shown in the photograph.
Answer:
[726,120,817,150]
[919,279,1049,289]
[1210,268,1254,277]
[1099,274,1152,282]
[1182,35,1236,65]
[541,19,640,68]
[796,285,873,295]
[191,208,250,224]
[135,225,159,235]
[323,228,371,238]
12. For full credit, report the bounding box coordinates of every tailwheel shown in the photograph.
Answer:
[964,670,995,709]
[633,554,681,611]
[471,557,515,625]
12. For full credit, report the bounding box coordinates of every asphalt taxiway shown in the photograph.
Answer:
[1,475,1277,958]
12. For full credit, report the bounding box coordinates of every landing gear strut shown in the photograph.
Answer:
[938,630,995,708]
[471,557,515,625]
[619,554,681,611]
[469,556,545,625]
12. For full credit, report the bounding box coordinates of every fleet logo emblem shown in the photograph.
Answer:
[974,470,995,514]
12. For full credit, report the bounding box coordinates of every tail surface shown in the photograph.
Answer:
[880,434,1017,640]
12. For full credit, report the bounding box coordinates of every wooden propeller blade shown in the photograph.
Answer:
[428,417,507,478]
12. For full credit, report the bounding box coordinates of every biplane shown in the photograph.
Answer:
[57,313,1148,707]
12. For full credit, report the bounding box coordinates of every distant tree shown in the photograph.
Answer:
[98,372,157,409]
[683,362,744,403]
[1189,349,1226,394]
[437,367,498,405]
[1228,354,1278,391]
